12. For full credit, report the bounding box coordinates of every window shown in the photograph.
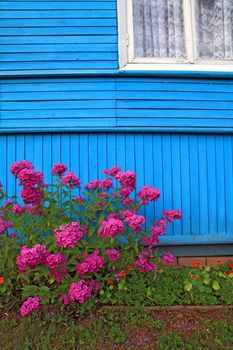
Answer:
[118,0,233,70]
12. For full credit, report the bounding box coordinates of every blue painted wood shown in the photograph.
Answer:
[0,1,118,71]
[0,133,232,246]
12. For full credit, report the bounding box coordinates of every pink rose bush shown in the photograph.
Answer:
[0,161,182,316]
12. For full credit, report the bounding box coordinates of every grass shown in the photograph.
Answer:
[0,306,233,350]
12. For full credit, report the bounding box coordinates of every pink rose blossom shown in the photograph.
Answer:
[16,244,48,272]
[12,204,26,214]
[17,169,45,187]
[73,196,84,202]
[20,187,44,206]
[59,294,69,305]
[52,163,67,177]
[115,171,136,191]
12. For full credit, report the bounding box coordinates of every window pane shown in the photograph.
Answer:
[195,0,233,60]
[132,0,186,59]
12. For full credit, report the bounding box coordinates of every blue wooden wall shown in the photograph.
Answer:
[0,0,233,253]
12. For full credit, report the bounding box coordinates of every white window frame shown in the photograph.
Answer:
[117,0,233,71]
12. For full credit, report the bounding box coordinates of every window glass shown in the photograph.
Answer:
[132,0,186,59]
[195,0,233,60]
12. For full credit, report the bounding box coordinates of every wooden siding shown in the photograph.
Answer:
[0,1,118,71]
[1,132,233,245]
[1,76,233,132]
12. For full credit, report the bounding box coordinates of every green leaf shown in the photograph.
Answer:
[212,281,220,290]
[184,282,193,292]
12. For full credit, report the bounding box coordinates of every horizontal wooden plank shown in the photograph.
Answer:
[116,91,233,101]
[0,2,116,10]
[117,100,233,110]
[0,35,117,44]
[117,82,233,93]
[0,43,117,53]
[1,109,116,118]
[0,18,117,27]
[1,100,115,110]
[0,118,116,128]
[0,10,116,18]
[0,52,117,61]
[117,109,233,118]
[0,27,117,35]
[117,118,233,127]
[0,61,118,70]
[1,91,116,101]
[1,81,115,92]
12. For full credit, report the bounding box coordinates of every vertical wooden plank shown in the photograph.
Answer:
[224,135,233,234]
[189,134,200,236]
[198,135,209,235]
[7,135,16,196]
[33,134,43,171]
[79,133,89,186]
[61,134,70,170]
[107,133,117,169]
[152,134,163,220]
[0,135,7,192]
[97,133,107,178]
[43,134,52,184]
[206,135,217,235]
[180,135,191,236]
[89,133,98,180]
[143,134,155,227]
[162,134,172,236]
[171,135,182,235]
[215,135,226,235]
[135,134,145,217]
[116,134,126,170]
[16,134,25,198]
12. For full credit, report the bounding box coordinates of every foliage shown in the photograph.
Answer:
[0,161,181,314]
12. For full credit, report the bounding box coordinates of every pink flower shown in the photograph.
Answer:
[121,197,135,206]
[100,179,113,189]
[73,196,84,202]
[162,251,176,264]
[105,249,120,261]
[138,186,160,205]
[61,172,80,188]
[20,187,44,206]
[0,219,13,235]
[119,186,133,198]
[17,169,45,187]
[85,180,101,190]
[10,160,34,177]
[59,294,69,305]
[121,210,135,219]
[76,250,104,276]
[45,253,66,269]
[103,166,121,178]
[142,220,167,247]
[98,217,124,238]
[52,163,67,177]
[0,181,2,188]
[68,280,93,304]
[49,266,67,283]
[16,244,48,272]
[134,251,156,273]
[20,296,42,317]
[124,214,145,233]
[162,209,182,222]
[12,204,26,214]
[115,171,136,191]
[54,222,85,248]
